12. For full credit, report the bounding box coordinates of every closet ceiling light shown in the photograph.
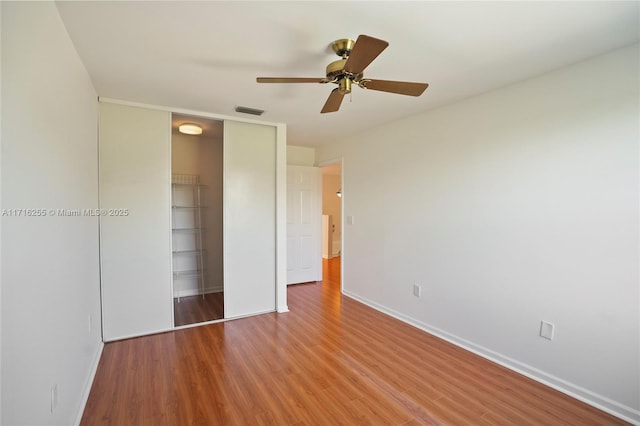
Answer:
[178,123,203,135]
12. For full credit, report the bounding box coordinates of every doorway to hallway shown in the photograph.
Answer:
[320,163,342,279]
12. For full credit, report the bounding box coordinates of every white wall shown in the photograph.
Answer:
[1,2,102,425]
[317,44,639,422]
[287,145,315,166]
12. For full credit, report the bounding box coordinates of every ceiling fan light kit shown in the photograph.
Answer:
[257,34,429,113]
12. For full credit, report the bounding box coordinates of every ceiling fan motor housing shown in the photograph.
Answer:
[326,58,363,94]
[326,59,348,80]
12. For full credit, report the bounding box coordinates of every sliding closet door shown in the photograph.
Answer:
[224,121,276,318]
[99,102,172,340]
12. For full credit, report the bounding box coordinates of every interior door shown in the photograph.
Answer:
[223,121,276,318]
[287,166,322,284]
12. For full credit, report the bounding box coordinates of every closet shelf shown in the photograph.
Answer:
[171,183,208,188]
[172,227,207,233]
[171,172,208,301]
[173,269,208,279]
[172,249,207,256]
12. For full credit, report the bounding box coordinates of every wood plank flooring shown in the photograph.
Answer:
[174,292,224,326]
[81,257,628,425]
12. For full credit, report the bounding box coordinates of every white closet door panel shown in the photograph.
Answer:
[299,235,313,269]
[224,121,276,318]
[287,236,298,272]
[300,190,312,224]
[99,102,172,340]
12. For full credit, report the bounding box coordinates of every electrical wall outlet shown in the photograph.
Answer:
[413,284,422,297]
[540,320,555,340]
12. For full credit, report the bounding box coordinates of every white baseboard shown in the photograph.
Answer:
[277,305,290,313]
[343,290,640,425]
[74,341,104,426]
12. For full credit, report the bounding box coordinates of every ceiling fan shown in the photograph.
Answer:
[257,35,429,113]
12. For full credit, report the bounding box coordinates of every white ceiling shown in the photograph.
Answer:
[56,1,639,147]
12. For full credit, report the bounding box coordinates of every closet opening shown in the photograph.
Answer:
[171,114,224,326]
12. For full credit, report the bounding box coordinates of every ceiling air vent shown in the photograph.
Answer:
[235,106,265,116]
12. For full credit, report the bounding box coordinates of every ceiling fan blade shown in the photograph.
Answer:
[321,88,345,114]
[257,77,327,83]
[343,35,389,75]
[361,79,429,96]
